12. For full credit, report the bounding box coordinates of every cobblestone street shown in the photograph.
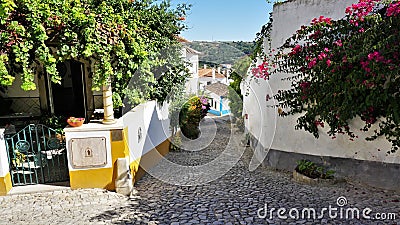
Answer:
[0,117,399,225]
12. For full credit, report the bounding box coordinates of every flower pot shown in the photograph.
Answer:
[293,170,336,186]
[67,117,85,127]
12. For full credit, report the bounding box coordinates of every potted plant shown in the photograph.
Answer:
[293,159,335,185]
[67,117,85,127]
[40,114,68,134]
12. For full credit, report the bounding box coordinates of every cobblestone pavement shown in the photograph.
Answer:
[0,117,399,225]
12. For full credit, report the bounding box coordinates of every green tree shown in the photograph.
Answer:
[228,56,250,131]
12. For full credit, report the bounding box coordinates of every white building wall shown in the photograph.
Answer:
[123,101,171,162]
[208,93,221,110]
[0,129,10,177]
[184,50,200,94]
[244,0,400,164]
[65,101,171,171]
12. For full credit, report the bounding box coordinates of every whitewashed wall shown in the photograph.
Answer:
[0,129,10,177]
[123,101,171,162]
[208,92,221,110]
[184,48,200,94]
[65,101,171,171]
[244,0,400,164]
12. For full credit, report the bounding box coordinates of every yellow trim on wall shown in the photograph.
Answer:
[130,157,143,184]
[69,129,130,190]
[129,139,171,183]
[112,129,129,158]
[68,128,171,190]
[69,168,114,190]
[0,173,12,196]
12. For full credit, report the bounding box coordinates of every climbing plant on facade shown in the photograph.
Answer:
[253,0,400,153]
[0,0,190,106]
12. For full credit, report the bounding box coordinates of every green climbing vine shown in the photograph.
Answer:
[0,0,190,106]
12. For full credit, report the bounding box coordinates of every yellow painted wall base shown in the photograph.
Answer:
[130,139,171,183]
[69,168,115,190]
[69,130,129,191]
[0,173,12,196]
[68,129,171,190]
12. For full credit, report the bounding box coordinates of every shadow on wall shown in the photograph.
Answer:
[122,101,171,184]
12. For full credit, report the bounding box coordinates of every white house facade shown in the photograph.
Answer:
[243,0,400,190]
[205,82,230,116]
[182,46,200,94]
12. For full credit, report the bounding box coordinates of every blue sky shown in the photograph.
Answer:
[171,0,273,42]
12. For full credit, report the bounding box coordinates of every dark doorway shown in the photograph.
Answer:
[51,60,87,119]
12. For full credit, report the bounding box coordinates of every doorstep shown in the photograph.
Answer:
[8,182,70,195]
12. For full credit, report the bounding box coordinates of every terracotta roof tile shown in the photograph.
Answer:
[185,46,201,55]
[176,36,190,43]
[198,69,226,79]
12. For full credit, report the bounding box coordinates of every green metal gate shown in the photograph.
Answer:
[5,124,69,186]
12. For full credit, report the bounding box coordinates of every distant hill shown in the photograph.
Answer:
[186,41,255,65]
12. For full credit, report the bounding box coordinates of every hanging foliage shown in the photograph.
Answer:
[0,0,190,106]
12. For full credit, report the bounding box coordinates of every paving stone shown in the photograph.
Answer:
[0,117,399,224]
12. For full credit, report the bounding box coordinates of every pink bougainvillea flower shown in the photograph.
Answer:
[308,58,317,68]
[311,16,332,25]
[367,51,385,63]
[309,30,321,39]
[360,61,371,73]
[318,52,327,60]
[289,45,302,56]
[346,0,377,25]
[314,120,325,128]
[251,61,271,80]
[387,1,400,16]
[334,40,343,47]
[326,59,332,67]
[199,96,208,105]
[251,68,259,77]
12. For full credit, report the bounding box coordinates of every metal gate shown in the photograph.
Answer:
[5,124,69,186]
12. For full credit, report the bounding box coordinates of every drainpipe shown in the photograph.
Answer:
[102,78,116,125]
